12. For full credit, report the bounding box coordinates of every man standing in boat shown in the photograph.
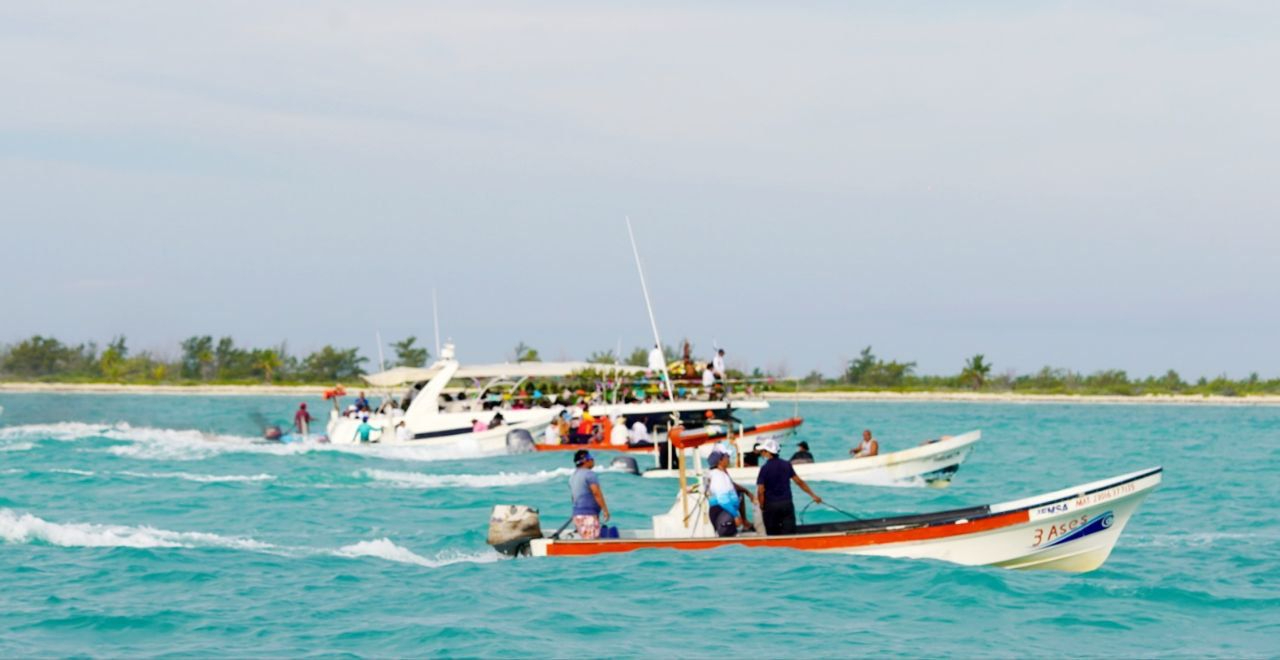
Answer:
[570,450,610,539]
[713,348,728,398]
[755,438,822,536]
[706,449,756,536]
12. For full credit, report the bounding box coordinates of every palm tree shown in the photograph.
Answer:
[255,349,283,383]
[961,354,992,390]
[513,341,541,363]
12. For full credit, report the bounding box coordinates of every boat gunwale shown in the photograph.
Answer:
[541,466,1163,554]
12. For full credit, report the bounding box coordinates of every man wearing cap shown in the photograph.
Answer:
[756,438,822,535]
[706,449,756,536]
[569,450,610,539]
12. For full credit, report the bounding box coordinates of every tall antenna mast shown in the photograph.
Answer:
[432,287,441,359]
[375,330,386,372]
[626,216,675,401]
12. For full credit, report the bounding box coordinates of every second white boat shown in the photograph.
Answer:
[641,429,981,487]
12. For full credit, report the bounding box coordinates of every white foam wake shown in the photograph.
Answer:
[362,467,575,489]
[119,471,276,483]
[335,538,501,568]
[0,508,274,550]
[0,421,501,463]
[0,421,131,441]
[0,508,499,570]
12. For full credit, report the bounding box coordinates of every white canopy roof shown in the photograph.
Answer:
[361,361,649,388]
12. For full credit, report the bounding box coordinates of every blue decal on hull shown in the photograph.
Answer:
[1043,511,1114,549]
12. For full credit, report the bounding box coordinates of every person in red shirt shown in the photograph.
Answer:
[293,403,315,437]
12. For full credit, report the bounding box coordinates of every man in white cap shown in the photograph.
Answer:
[755,438,822,535]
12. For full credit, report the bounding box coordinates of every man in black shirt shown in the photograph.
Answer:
[755,439,822,535]
[789,441,814,464]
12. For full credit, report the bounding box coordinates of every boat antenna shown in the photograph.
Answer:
[375,330,387,372]
[432,287,441,359]
[625,216,675,401]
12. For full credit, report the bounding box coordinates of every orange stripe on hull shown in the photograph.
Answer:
[532,444,651,453]
[545,509,1030,556]
[671,418,803,448]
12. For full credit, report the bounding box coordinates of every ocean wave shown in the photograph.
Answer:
[0,509,275,551]
[361,467,575,489]
[1127,532,1280,548]
[0,421,132,441]
[1,508,495,570]
[118,471,277,484]
[50,468,96,476]
[335,538,500,568]
[0,442,34,452]
[0,421,502,463]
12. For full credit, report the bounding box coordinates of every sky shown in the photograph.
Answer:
[2,1,1277,379]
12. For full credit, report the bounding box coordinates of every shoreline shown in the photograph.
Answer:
[0,382,322,396]
[1,381,1278,406]
[760,390,1280,406]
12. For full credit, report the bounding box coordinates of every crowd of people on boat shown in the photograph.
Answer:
[540,404,654,448]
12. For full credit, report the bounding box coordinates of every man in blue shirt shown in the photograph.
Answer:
[755,439,822,535]
[569,450,610,539]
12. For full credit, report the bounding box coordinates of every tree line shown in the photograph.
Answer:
[1,335,1275,396]
[0,334,431,384]
[797,346,1280,397]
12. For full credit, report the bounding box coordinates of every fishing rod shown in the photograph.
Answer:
[799,499,863,525]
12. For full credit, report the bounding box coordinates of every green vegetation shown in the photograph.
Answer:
[0,334,386,385]
[587,349,619,365]
[623,344,680,367]
[2,335,1276,397]
[512,341,541,363]
[774,346,1280,397]
[390,336,430,368]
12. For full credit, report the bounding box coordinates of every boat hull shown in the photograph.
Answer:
[326,414,550,454]
[643,430,980,487]
[518,467,1162,573]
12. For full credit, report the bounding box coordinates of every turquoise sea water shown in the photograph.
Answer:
[1,393,1277,657]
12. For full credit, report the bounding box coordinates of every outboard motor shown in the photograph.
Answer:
[610,456,640,475]
[488,505,542,557]
[505,428,536,454]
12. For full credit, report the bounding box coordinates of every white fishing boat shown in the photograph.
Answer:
[641,429,981,487]
[487,466,1162,572]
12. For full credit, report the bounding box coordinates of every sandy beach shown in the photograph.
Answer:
[761,390,1280,406]
[2,381,1278,406]
[0,382,322,396]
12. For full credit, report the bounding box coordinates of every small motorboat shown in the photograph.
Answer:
[487,466,1162,572]
[642,428,981,487]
